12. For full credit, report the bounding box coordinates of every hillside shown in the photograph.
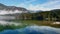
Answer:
[0,3,27,11]
[21,9,60,21]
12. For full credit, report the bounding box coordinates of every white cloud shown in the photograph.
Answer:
[26,0,60,11]
[41,0,60,6]
[26,4,51,11]
[16,0,60,11]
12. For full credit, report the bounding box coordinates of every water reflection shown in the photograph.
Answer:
[0,20,22,26]
[0,26,60,34]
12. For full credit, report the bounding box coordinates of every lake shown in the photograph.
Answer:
[0,16,60,34]
[0,25,60,34]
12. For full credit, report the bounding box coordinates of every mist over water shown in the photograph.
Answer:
[0,10,22,15]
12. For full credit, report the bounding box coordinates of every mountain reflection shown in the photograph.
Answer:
[0,26,60,34]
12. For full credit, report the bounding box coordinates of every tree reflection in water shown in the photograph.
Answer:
[0,26,60,34]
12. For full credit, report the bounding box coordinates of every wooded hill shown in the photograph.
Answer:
[21,9,60,21]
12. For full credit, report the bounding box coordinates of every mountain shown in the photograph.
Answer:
[0,3,7,10]
[0,3,27,11]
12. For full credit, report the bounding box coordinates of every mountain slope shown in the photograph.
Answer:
[0,3,27,11]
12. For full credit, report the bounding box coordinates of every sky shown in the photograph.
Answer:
[0,0,60,11]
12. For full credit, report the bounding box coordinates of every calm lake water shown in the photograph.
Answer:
[0,26,60,34]
[0,16,60,34]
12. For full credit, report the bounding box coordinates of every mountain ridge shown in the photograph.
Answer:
[0,3,27,11]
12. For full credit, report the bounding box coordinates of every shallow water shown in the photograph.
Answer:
[0,26,60,34]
